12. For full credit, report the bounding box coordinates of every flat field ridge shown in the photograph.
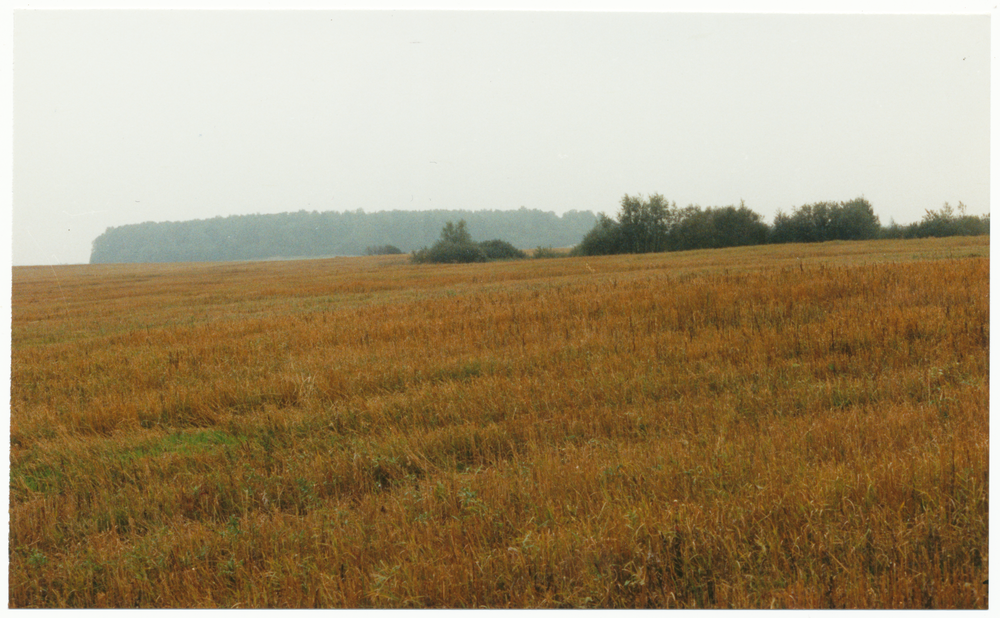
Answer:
[9,236,989,608]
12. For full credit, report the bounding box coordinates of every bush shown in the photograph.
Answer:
[903,202,990,238]
[410,220,524,264]
[532,246,561,259]
[365,244,403,255]
[411,241,487,264]
[479,240,526,260]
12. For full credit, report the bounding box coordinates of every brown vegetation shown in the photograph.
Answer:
[10,236,988,608]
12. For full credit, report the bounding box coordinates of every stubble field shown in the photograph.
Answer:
[9,236,989,608]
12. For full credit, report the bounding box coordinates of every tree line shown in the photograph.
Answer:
[89,208,597,264]
[571,195,989,257]
[89,198,989,265]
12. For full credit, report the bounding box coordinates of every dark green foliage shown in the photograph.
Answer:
[570,213,627,256]
[835,198,883,240]
[572,194,768,256]
[571,195,679,256]
[573,193,988,258]
[365,245,403,255]
[618,193,675,253]
[410,221,523,264]
[711,203,770,247]
[671,202,769,251]
[479,240,527,260]
[532,246,561,259]
[89,208,597,264]
[410,241,487,264]
[769,198,881,244]
[883,202,990,239]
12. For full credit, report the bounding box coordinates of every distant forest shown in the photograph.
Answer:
[89,208,598,264]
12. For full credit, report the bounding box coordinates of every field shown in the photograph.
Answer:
[9,236,989,608]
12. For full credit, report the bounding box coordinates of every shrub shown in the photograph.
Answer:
[410,220,522,264]
[479,240,526,260]
[905,202,990,238]
[365,244,404,255]
[532,246,561,259]
[411,241,487,264]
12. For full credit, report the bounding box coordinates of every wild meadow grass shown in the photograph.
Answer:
[9,236,988,608]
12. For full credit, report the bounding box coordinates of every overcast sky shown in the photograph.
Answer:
[9,4,993,265]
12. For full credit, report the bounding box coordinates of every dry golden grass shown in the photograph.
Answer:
[10,236,988,608]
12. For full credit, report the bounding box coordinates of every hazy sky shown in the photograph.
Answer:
[10,5,992,265]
